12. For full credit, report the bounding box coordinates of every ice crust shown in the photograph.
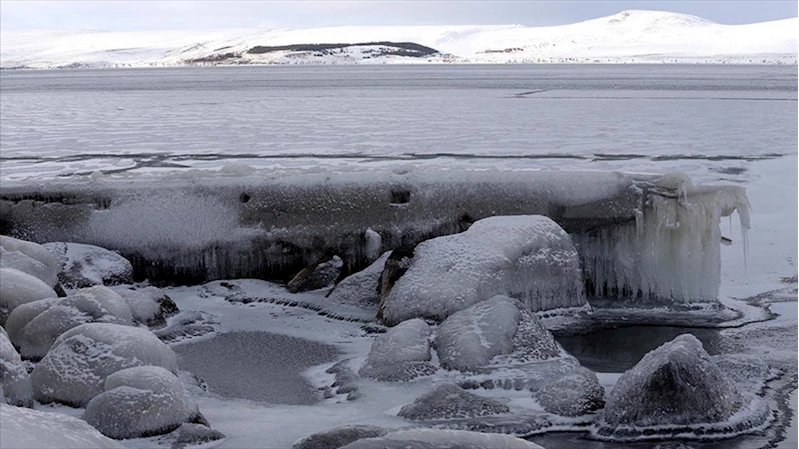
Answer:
[397,383,510,421]
[293,425,389,449]
[381,215,586,325]
[10,286,134,360]
[0,268,58,326]
[341,428,545,449]
[43,242,134,289]
[0,403,125,449]
[0,327,33,407]
[31,322,178,406]
[83,366,199,439]
[358,318,437,381]
[0,236,59,288]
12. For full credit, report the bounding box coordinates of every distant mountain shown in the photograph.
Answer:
[1,10,795,69]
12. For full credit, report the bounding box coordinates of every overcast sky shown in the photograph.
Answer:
[1,1,796,31]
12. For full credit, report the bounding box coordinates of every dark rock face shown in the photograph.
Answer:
[293,425,388,449]
[398,383,510,421]
[247,42,440,57]
[602,334,744,428]
[287,255,343,293]
[533,367,605,417]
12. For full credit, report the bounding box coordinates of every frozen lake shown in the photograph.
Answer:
[0,65,796,180]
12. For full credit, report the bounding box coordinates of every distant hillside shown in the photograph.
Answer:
[1,10,795,68]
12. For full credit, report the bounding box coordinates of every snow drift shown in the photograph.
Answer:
[0,403,124,449]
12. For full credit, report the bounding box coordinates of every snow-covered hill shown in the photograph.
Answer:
[1,10,796,68]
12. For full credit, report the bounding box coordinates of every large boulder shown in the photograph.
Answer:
[533,367,605,417]
[113,286,179,328]
[327,252,390,308]
[358,318,436,381]
[287,255,344,293]
[83,366,201,439]
[0,327,33,407]
[398,383,510,421]
[293,425,389,449]
[32,323,177,407]
[595,334,770,440]
[1,236,60,288]
[9,286,134,360]
[0,403,124,449]
[379,215,586,325]
[340,429,544,449]
[436,296,560,372]
[0,268,57,326]
[43,242,134,289]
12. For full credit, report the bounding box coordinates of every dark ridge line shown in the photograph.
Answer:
[246,41,440,57]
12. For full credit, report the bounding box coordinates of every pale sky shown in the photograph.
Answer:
[1,1,796,31]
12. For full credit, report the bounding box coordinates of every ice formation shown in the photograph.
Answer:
[0,267,58,326]
[43,242,134,288]
[380,215,586,325]
[10,286,134,360]
[112,286,179,327]
[397,383,510,421]
[287,255,344,293]
[0,326,33,407]
[326,251,390,309]
[293,425,389,449]
[575,175,751,303]
[172,423,226,449]
[532,366,605,417]
[358,318,437,381]
[0,236,59,288]
[0,403,125,449]
[594,334,771,440]
[31,322,177,406]
[83,366,200,439]
[340,429,545,449]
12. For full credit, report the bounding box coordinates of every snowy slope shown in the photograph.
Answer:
[1,10,796,68]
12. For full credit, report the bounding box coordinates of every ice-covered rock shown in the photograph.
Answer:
[595,334,770,440]
[380,215,586,325]
[32,322,177,406]
[327,252,390,308]
[293,425,389,449]
[0,327,33,407]
[287,255,343,293]
[341,428,544,449]
[436,296,560,372]
[43,242,134,289]
[0,403,125,449]
[113,286,179,328]
[10,286,134,360]
[358,318,436,381]
[171,423,226,449]
[4,298,57,346]
[398,383,510,421]
[0,236,60,288]
[0,268,57,326]
[83,366,200,439]
[533,367,604,417]
[377,244,416,317]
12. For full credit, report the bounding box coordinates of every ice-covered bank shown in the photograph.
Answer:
[0,168,750,313]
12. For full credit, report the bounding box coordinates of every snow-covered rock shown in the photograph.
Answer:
[293,425,389,449]
[340,428,544,449]
[10,286,134,360]
[327,251,390,308]
[32,322,177,406]
[398,383,510,421]
[0,236,60,288]
[171,423,226,449]
[358,318,436,381]
[533,367,604,417]
[0,403,125,449]
[595,334,770,440]
[0,327,33,407]
[436,296,560,371]
[83,366,200,439]
[377,245,416,318]
[112,286,179,328]
[380,215,585,325]
[0,268,57,326]
[43,242,134,289]
[287,255,343,293]
[3,298,57,345]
